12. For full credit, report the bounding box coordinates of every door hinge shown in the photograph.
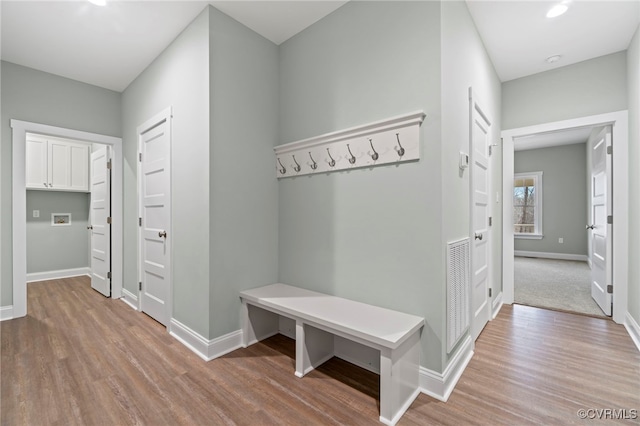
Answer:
[607,215,613,224]
[488,217,493,227]
[139,153,142,162]
[139,281,142,291]
[607,285,613,294]
[107,159,112,170]
[107,216,112,224]
[139,217,142,226]
[488,288,492,298]
[606,146,612,155]
[107,271,111,280]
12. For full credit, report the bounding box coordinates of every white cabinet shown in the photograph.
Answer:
[26,135,89,192]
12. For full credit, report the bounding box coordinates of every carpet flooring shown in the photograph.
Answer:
[514,257,607,317]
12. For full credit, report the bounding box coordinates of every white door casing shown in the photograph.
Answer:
[501,111,628,325]
[138,108,172,327]
[589,127,613,316]
[90,146,111,297]
[469,88,492,341]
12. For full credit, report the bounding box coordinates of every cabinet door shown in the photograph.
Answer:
[48,140,71,190]
[69,143,89,191]
[26,138,48,189]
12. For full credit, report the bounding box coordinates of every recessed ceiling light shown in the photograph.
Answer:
[546,2,569,18]
[546,55,562,64]
[88,0,107,6]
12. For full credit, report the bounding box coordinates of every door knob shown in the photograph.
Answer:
[87,225,93,230]
[586,224,595,230]
[158,230,167,238]
[475,233,483,241]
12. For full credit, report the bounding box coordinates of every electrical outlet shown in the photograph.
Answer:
[33,210,39,218]
[558,237,564,244]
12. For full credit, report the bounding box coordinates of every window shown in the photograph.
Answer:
[514,171,542,238]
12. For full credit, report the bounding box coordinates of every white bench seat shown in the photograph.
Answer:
[240,283,424,426]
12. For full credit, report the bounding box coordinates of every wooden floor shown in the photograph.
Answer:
[2,277,639,425]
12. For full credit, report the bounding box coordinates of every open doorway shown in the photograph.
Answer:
[501,111,629,325]
[511,126,608,317]
[11,119,123,319]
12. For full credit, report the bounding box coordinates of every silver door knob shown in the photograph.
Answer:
[586,224,595,230]
[475,233,483,241]
[159,230,167,238]
[87,225,93,230]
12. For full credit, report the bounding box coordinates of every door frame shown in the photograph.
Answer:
[136,107,172,326]
[11,120,123,318]
[501,110,628,324]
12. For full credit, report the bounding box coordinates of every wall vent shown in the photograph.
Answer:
[447,237,470,353]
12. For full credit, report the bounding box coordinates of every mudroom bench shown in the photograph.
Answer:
[239,283,424,425]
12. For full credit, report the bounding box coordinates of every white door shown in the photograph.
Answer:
[89,146,111,297]
[139,113,171,326]
[589,127,612,316]
[470,89,492,341]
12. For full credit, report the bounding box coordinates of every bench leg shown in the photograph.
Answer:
[379,332,421,425]
[241,302,279,347]
[295,321,334,378]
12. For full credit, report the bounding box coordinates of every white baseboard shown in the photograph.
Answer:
[420,335,473,402]
[624,312,640,353]
[0,305,14,321]
[169,318,242,362]
[492,291,504,319]
[514,251,588,262]
[121,288,139,310]
[27,267,90,283]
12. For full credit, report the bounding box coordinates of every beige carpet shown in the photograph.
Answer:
[514,257,607,317]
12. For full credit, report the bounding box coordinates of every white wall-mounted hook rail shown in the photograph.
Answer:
[274,111,425,178]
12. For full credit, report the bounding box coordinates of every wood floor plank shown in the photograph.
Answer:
[2,278,639,426]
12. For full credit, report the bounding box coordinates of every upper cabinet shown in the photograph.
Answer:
[26,135,90,192]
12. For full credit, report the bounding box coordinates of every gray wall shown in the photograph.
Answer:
[278,1,501,372]
[1,61,121,306]
[122,8,211,337]
[514,143,588,256]
[26,191,89,274]
[207,7,279,337]
[279,1,442,371]
[627,26,640,324]
[441,0,503,354]
[502,52,627,130]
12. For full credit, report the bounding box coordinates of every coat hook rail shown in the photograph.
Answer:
[369,138,379,161]
[277,158,286,174]
[347,144,356,164]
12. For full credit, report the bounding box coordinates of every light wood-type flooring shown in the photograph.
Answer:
[2,276,639,425]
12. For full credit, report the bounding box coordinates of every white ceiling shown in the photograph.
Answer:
[513,126,594,151]
[1,1,639,92]
[466,0,640,82]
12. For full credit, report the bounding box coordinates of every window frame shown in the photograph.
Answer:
[513,171,543,239]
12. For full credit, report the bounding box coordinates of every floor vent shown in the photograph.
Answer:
[447,237,470,353]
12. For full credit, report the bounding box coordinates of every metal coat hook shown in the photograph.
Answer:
[347,144,356,164]
[277,158,286,174]
[292,155,301,172]
[327,148,336,167]
[309,152,318,170]
[368,138,379,161]
[395,133,405,158]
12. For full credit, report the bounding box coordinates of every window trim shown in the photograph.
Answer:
[513,171,543,239]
